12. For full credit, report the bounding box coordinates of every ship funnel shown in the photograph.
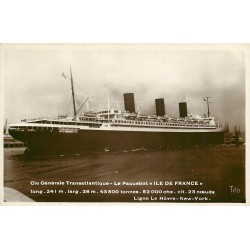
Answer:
[179,102,187,118]
[124,93,135,113]
[155,98,165,116]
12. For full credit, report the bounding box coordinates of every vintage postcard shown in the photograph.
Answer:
[1,44,249,204]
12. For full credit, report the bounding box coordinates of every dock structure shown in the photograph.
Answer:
[4,187,34,202]
[4,135,25,148]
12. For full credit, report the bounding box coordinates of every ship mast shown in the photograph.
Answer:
[204,96,211,117]
[70,67,77,117]
[4,118,8,135]
[62,68,77,118]
[108,96,110,122]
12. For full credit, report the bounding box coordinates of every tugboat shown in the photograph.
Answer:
[231,126,244,145]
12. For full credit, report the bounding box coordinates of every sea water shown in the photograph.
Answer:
[4,145,245,203]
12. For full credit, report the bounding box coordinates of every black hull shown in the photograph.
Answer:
[9,129,225,154]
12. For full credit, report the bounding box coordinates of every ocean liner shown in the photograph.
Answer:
[9,69,225,154]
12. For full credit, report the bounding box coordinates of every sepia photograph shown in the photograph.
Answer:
[2,44,246,203]
[2,1,250,250]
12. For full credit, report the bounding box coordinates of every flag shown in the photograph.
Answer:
[62,72,67,79]
[203,98,206,101]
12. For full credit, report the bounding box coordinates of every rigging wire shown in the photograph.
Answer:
[73,81,89,97]
[60,93,72,115]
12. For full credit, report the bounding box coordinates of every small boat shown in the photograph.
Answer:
[231,126,244,145]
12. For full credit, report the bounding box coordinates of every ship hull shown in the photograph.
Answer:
[9,129,225,154]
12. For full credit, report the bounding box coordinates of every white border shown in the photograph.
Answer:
[1,1,250,249]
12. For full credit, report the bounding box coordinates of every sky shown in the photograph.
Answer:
[3,44,246,131]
